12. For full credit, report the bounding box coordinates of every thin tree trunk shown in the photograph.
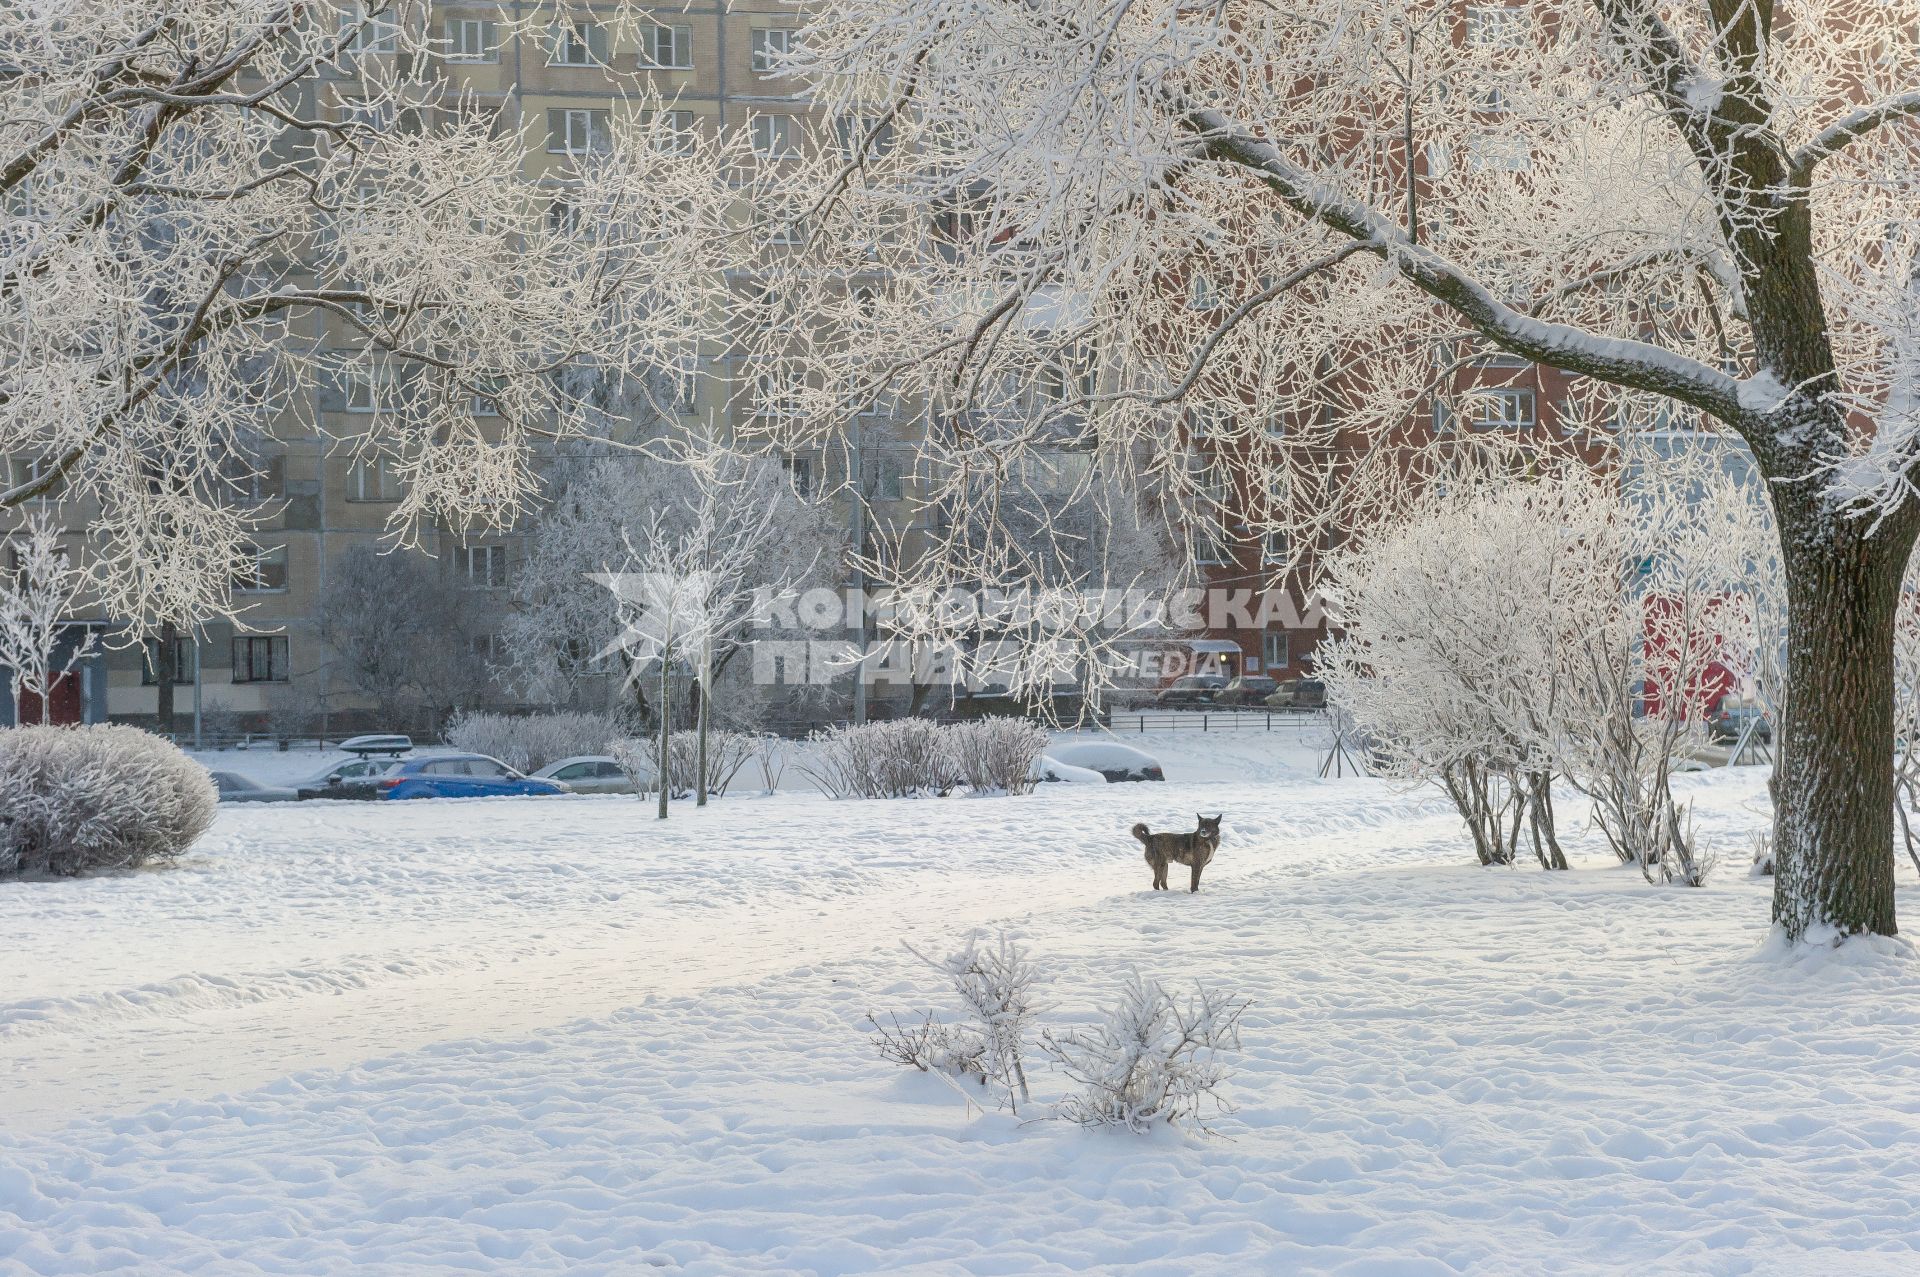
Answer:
[696,653,710,808]
[1771,500,1915,939]
[657,656,671,821]
[155,621,177,738]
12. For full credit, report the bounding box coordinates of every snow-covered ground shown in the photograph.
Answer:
[5,737,1919,1274]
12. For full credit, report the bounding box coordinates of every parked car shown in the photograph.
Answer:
[1218,674,1279,705]
[1156,675,1228,706]
[1028,754,1109,785]
[295,755,398,801]
[210,771,298,804]
[1267,678,1327,709]
[337,734,414,758]
[1045,741,1165,783]
[532,756,639,795]
[374,754,567,800]
[1708,704,1773,746]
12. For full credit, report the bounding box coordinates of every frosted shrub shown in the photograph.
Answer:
[443,711,611,773]
[0,725,217,877]
[1040,975,1249,1135]
[748,733,787,795]
[798,719,959,799]
[880,931,1042,1113]
[609,731,752,799]
[947,718,1048,795]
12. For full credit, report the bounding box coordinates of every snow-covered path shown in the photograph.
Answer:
[0,771,1458,1131]
[7,765,1920,1273]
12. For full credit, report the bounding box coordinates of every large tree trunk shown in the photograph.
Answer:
[1770,494,1917,940]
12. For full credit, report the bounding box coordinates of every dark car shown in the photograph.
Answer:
[1218,674,1280,705]
[373,753,568,800]
[296,756,399,801]
[1266,678,1327,709]
[1157,675,1229,706]
[1708,704,1773,746]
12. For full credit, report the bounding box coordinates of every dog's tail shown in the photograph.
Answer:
[1131,821,1152,844]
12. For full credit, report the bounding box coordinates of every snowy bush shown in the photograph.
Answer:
[610,730,752,799]
[947,718,1048,795]
[747,733,787,795]
[887,932,1042,1113]
[0,725,217,877]
[1749,830,1775,878]
[443,711,612,774]
[798,719,959,799]
[1040,975,1248,1135]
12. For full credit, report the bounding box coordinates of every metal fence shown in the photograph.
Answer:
[1100,707,1330,734]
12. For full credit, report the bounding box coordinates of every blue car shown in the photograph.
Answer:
[372,754,568,800]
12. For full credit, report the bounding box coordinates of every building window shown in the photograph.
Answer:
[750,114,796,159]
[549,21,608,66]
[1263,631,1289,672]
[1464,387,1536,429]
[231,635,290,684]
[781,454,813,497]
[754,371,802,417]
[347,455,402,502]
[469,380,503,417]
[343,362,391,413]
[751,28,794,74]
[8,456,62,501]
[639,24,692,69]
[221,449,284,504]
[643,108,696,155]
[1465,5,1528,47]
[835,113,894,157]
[468,633,504,663]
[339,8,398,54]
[1192,528,1228,567]
[459,544,507,588]
[548,108,611,156]
[1262,528,1290,564]
[234,544,289,593]
[141,637,197,686]
[871,454,906,502]
[444,17,497,62]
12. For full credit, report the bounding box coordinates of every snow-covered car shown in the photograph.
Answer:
[210,771,298,803]
[1044,741,1165,782]
[337,733,414,758]
[532,756,639,794]
[1028,754,1109,785]
[295,755,399,801]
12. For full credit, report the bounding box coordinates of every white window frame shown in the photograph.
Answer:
[638,24,693,69]
[347,454,402,502]
[750,28,794,74]
[548,108,611,156]
[1464,387,1537,430]
[340,9,398,54]
[459,544,508,589]
[235,544,289,594]
[343,363,392,414]
[549,21,606,66]
[1263,631,1289,671]
[1465,5,1528,48]
[444,17,496,63]
[750,114,796,159]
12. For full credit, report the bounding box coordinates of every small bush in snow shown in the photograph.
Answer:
[443,711,611,774]
[798,719,959,799]
[0,725,217,876]
[947,717,1048,795]
[747,732,787,795]
[1749,829,1775,878]
[610,730,752,799]
[1040,975,1248,1135]
[887,931,1042,1113]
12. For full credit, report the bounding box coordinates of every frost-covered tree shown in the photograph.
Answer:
[745,0,1920,940]
[0,2,736,628]
[312,542,480,729]
[502,449,845,724]
[0,515,97,724]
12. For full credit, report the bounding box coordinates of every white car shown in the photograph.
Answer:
[532,756,640,795]
[1029,754,1109,785]
[210,771,299,803]
[296,755,398,800]
[1045,740,1165,782]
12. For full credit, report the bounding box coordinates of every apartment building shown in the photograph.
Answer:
[1,3,897,734]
